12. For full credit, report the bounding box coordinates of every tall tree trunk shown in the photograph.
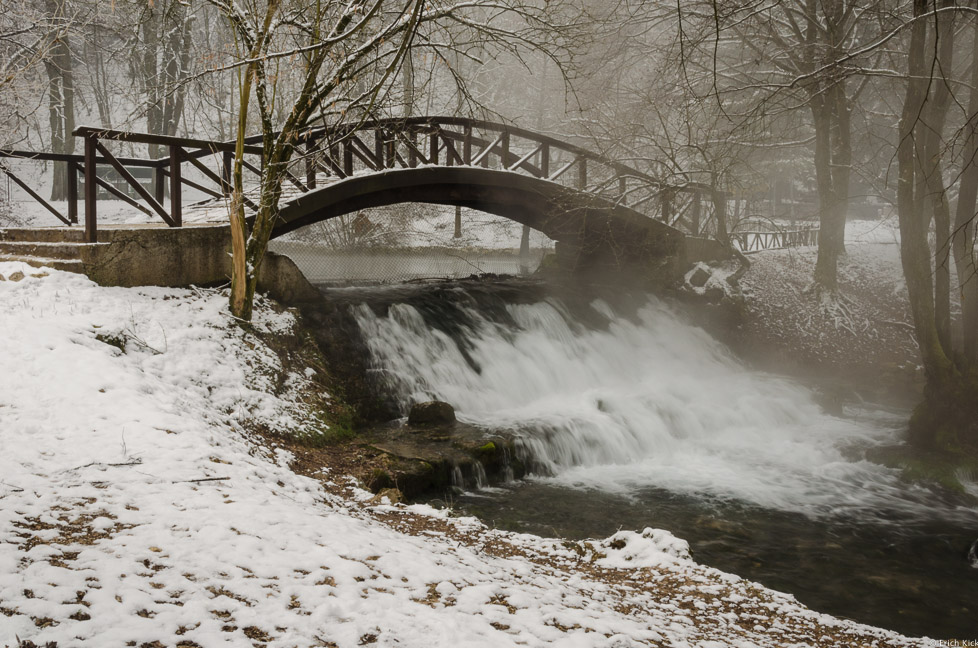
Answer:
[141,5,162,157]
[919,0,956,354]
[811,96,842,292]
[44,0,75,201]
[161,4,193,138]
[896,0,973,451]
[952,16,978,366]
[808,0,852,296]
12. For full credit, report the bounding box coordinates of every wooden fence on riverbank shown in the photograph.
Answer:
[731,228,819,253]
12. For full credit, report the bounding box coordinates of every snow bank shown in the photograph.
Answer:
[0,263,938,647]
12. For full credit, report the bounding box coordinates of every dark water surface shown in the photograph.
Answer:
[452,481,977,640]
[316,276,978,641]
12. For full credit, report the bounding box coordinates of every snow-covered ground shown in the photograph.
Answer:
[0,262,940,647]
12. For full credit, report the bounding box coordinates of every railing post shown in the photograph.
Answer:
[691,192,702,234]
[374,130,384,170]
[343,140,354,176]
[576,157,587,189]
[222,150,233,194]
[329,142,340,176]
[617,175,626,205]
[661,188,673,223]
[154,165,166,204]
[463,125,472,165]
[67,162,78,224]
[169,145,182,227]
[429,129,438,165]
[305,137,317,189]
[83,133,97,243]
[540,143,549,178]
[385,133,395,169]
[500,131,510,169]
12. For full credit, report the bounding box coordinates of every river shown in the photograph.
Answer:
[315,274,977,641]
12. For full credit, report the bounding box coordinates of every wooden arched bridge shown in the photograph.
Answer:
[0,116,730,282]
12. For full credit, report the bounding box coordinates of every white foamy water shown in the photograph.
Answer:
[352,294,973,521]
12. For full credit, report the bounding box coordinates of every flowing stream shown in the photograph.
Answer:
[330,278,978,640]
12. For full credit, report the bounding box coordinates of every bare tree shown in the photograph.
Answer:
[896,1,978,452]
[208,0,581,320]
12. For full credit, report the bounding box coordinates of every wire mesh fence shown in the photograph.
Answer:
[268,203,556,285]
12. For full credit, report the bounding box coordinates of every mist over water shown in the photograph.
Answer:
[351,286,975,524]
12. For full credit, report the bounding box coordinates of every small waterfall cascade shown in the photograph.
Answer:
[349,283,975,524]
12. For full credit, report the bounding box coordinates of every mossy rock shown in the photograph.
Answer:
[866,444,978,495]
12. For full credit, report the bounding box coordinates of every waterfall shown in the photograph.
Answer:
[349,286,971,523]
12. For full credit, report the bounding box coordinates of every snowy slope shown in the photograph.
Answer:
[0,263,939,647]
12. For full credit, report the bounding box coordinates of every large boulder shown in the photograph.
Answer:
[408,401,456,426]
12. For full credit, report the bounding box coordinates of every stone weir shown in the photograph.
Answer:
[0,224,321,304]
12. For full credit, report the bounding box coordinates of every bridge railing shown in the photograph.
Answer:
[731,228,820,253]
[273,117,723,235]
[1,116,726,243]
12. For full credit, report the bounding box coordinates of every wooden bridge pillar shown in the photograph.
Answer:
[169,145,182,227]
[83,133,98,243]
[67,162,78,224]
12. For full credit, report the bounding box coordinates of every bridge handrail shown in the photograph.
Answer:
[2,116,725,242]
[241,116,718,198]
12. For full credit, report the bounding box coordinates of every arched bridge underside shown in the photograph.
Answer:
[274,166,686,281]
[256,116,723,282]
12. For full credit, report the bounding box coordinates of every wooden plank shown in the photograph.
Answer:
[95,141,175,226]
[442,131,463,166]
[397,131,429,167]
[507,143,543,173]
[185,153,231,193]
[0,149,153,166]
[91,173,154,218]
[347,135,380,170]
[73,126,262,156]
[0,164,71,225]
[470,132,505,167]
[159,169,223,198]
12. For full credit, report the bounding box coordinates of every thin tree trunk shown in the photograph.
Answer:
[141,5,162,157]
[953,16,978,366]
[402,49,414,118]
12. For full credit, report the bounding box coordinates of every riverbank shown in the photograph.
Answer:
[0,262,947,647]
[733,220,921,404]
